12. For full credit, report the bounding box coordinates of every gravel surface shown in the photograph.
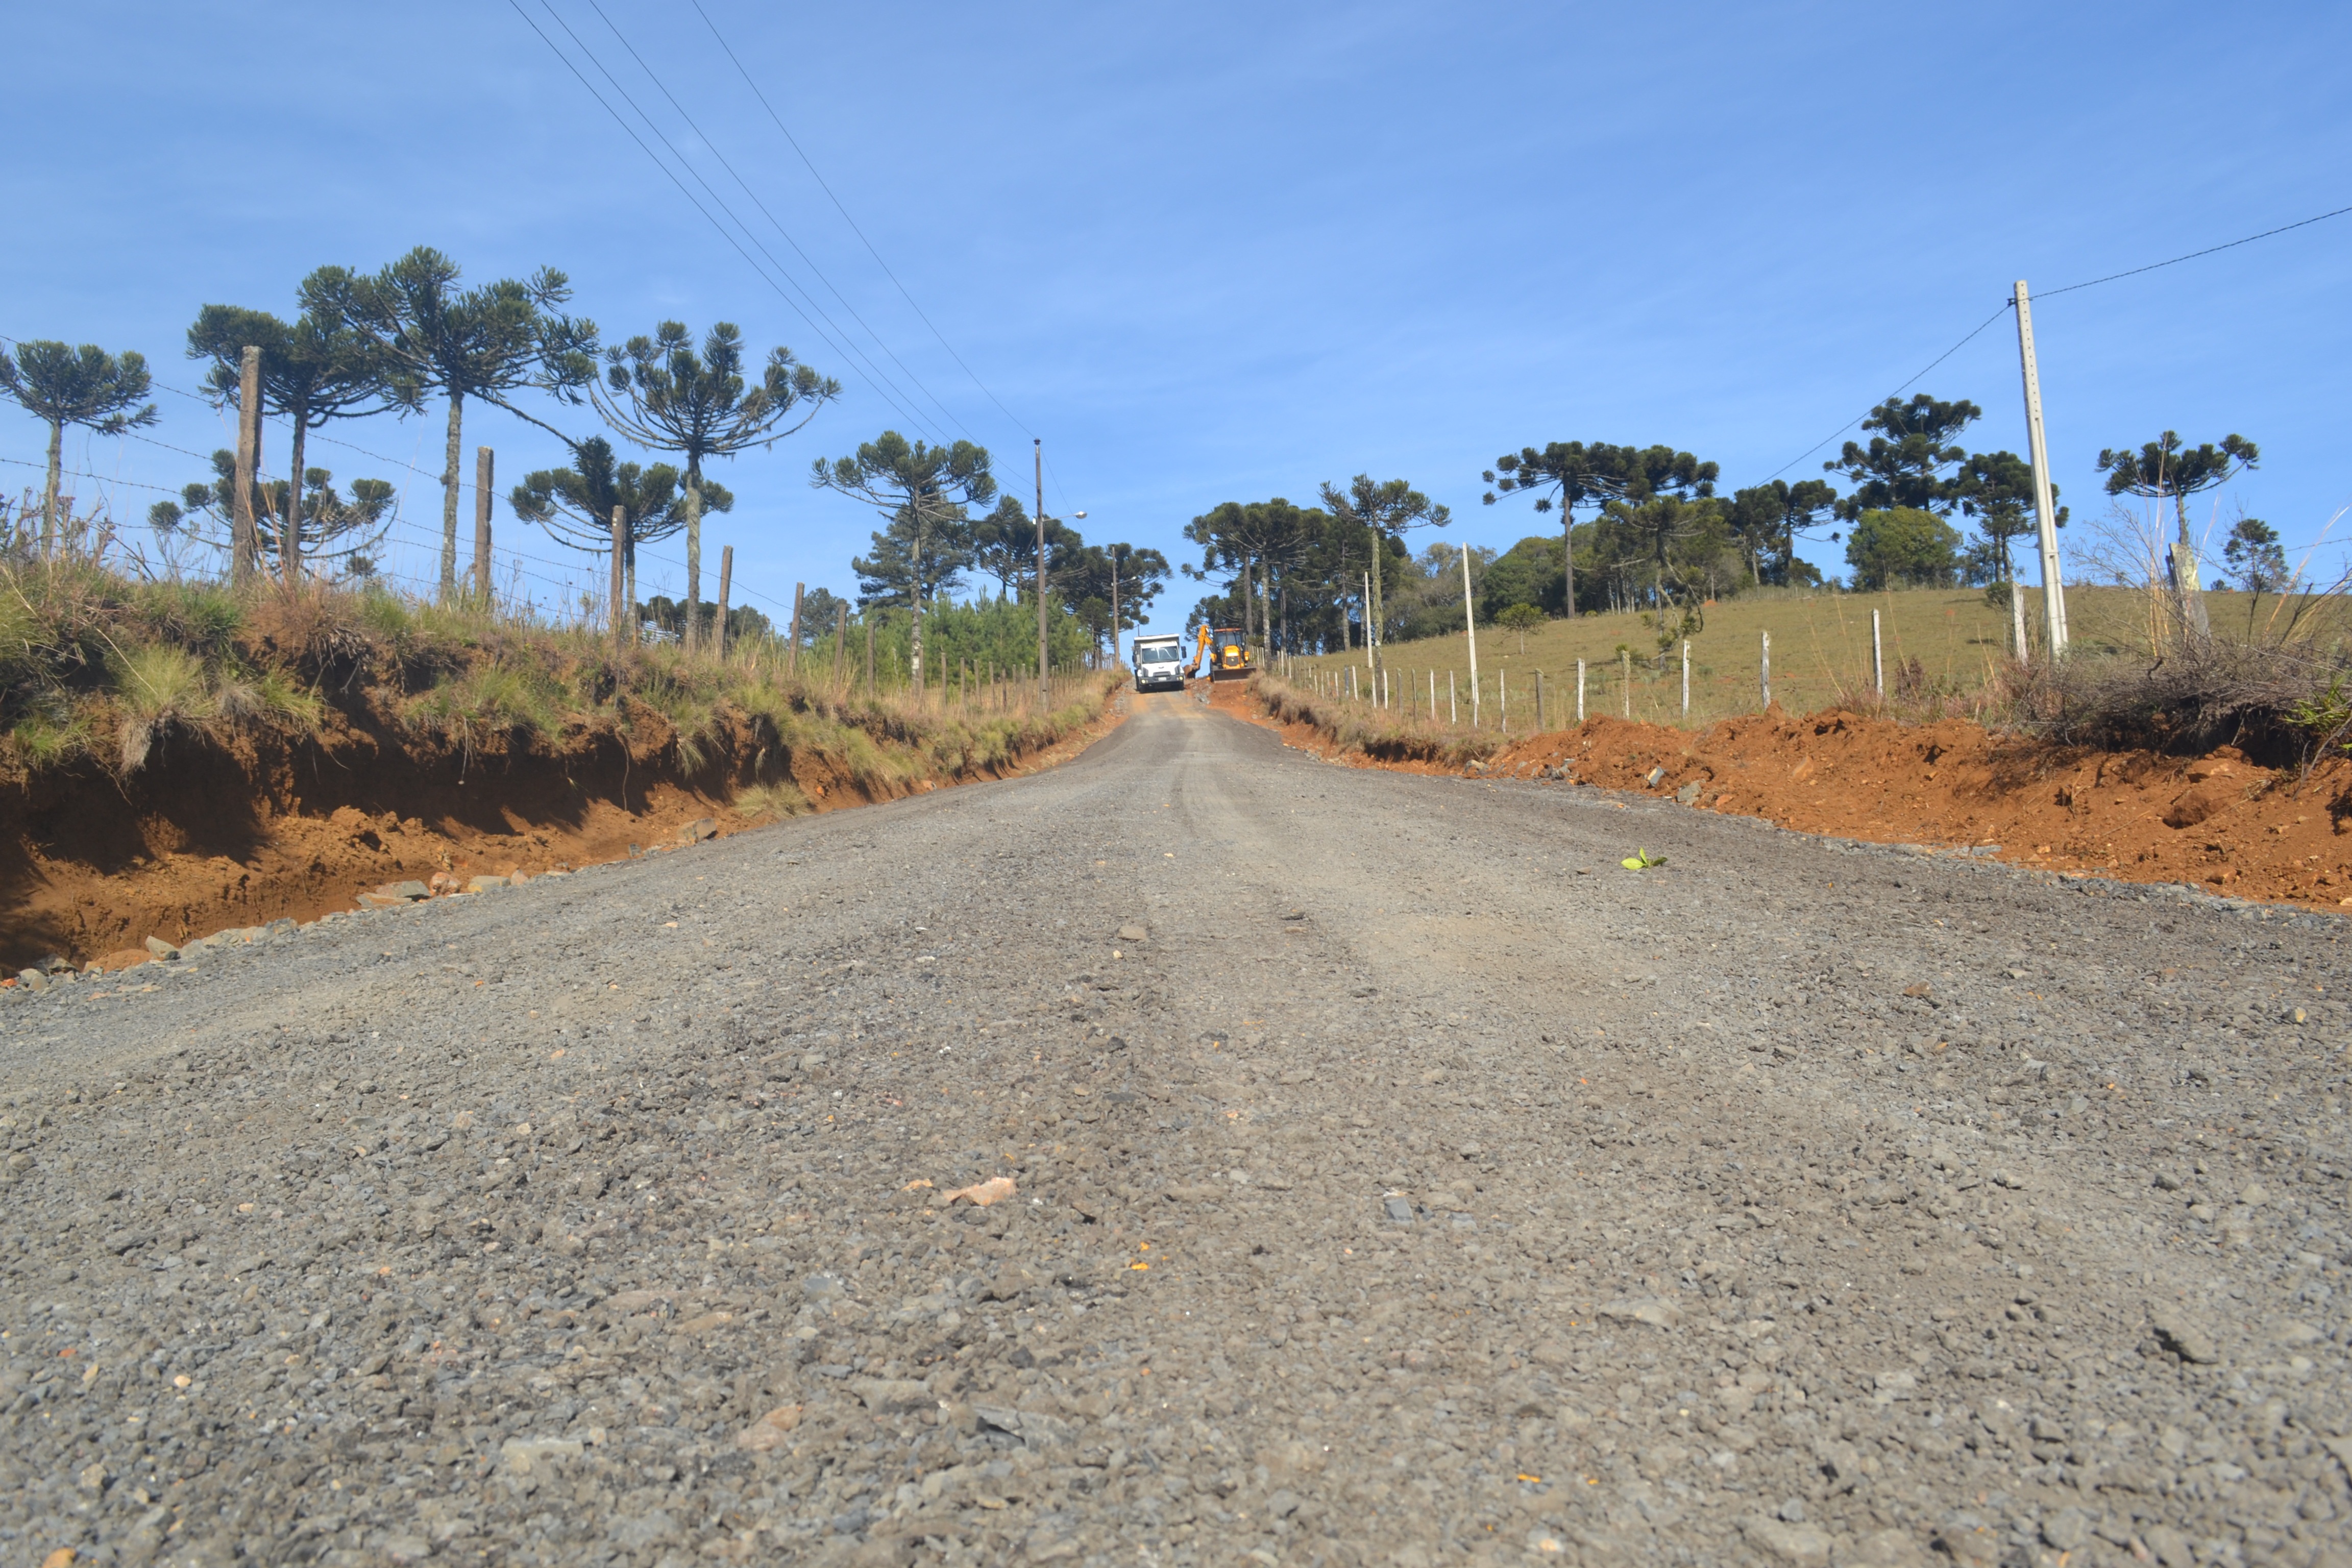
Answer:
[2,694,2348,1568]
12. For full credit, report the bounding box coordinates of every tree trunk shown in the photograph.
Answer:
[909,512,925,695]
[683,473,704,654]
[1560,501,1577,616]
[284,404,309,590]
[41,417,62,557]
[439,392,464,599]
[2173,488,2209,637]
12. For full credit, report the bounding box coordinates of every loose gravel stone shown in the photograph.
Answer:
[0,698,2346,1568]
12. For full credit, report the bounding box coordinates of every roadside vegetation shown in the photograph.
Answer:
[0,550,1114,799]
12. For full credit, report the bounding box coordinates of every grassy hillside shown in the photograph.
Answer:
[1289,584,2350,730]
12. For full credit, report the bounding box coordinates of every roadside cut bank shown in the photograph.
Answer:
[0,572,1121,969]
[1232,673,2352,910]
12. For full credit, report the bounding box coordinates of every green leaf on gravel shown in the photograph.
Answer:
[1621,847,1666,870]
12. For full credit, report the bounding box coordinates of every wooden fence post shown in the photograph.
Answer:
[1576,658,1586,723]
[1681,640,1690,718]
[866,617,876,699]
[787,581,804,677]
[231,346,260,590]
[1761,629,1772,709]
[714,546,734,660]
[1536,670,1546,731]
[472,446,494,603]
[609,505,627,644]
[1621,648,1631,718]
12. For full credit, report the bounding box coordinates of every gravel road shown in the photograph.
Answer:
[2,693,2348,1568]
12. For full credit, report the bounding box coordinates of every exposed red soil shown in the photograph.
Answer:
[1216,679,2352,912]
[2,694,1126,971]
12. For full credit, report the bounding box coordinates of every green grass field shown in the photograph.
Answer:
[1284,584,2343,731]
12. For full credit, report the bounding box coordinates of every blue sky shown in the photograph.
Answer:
[4,1,2347,639]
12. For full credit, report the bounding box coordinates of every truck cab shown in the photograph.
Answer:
[1131,633,1188,692]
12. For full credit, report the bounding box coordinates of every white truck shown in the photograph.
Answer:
[1131,633,1187,692]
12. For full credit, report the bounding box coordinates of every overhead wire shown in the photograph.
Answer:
[503,0,939,439]
[534,0,946,445]
[579,0,975,446]
[688,0,1042,444]
[1760,198,2352,486]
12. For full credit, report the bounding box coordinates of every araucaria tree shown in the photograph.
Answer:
[302,247,599,599]
[1724,479,1837,586]
[1317,477,1450,674]
[152,455,395,579]
[0,340,157,555]
[510,436,726,621]
[1825,395,1981,519]
[186,302,394,586]
[598,323,837,652]
[2096,430,2258,636]
[813,433,996,691]
[1953,451,2062,584]
[1481,442,1630,613]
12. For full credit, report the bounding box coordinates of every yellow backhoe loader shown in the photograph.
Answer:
[1195,625,1255,682]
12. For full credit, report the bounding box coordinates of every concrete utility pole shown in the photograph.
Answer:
[1872,609,1883,698]
[1461,544,1480,728]
[2012,281,2070,656]
[609,506,627,644]
[232,346,260,592]
[1681,640,1690,718]
[1035,439,1049,701]
[472,446,495,602]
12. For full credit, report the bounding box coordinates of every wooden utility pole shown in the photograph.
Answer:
[472,446,495,602]
[715,547,734,660]
[232,346,261,591]
[1109,548,1121,673]
[834,602,848,691]
[609,506,627,644]
[2012,281,2071,655]
[787,581,805,677]
[1035,439,1049,701]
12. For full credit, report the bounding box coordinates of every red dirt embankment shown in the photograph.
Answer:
[3,694,1124,971]
[1217,680,2352,911]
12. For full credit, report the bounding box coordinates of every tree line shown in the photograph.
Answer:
[0,246,1164,672]
[1180,394,2273,654]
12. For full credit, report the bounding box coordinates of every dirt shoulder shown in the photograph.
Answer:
[1218,675,2352,910]
[1,685,1130,970]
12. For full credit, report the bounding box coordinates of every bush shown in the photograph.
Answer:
[1846,507,1961,591]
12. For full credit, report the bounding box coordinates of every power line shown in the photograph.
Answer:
[1760,197,2352,486]
[690,0,1039,443]
[534,0,947,443]
[2041,201,2352,299]
[578,0,975,445]
[1762,303,2013,483]
[503,0,940,439]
